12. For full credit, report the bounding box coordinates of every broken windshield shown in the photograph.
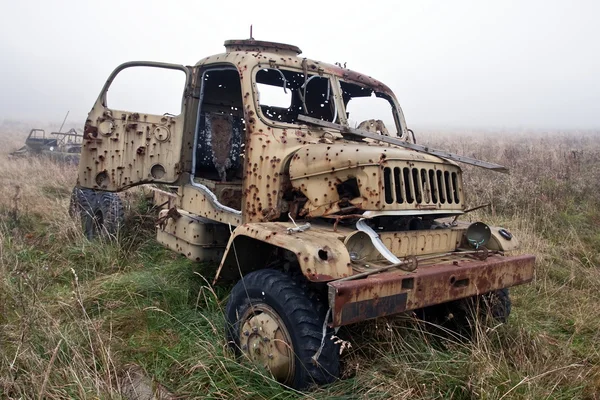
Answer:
[255,68,401,138]
[255,68,337,124]
[340,81,400,137]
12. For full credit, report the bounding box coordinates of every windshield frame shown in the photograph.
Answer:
[251,64,406,137]
[251,65,343,129]
[337,77,404,138]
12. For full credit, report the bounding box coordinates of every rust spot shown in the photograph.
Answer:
[330,254,535,327]
[83,124,98,139]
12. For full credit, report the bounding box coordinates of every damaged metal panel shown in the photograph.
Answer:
[156,208,230,262]
[179,184,242,226]
[345,228,465,261]
[77,62,192,191]
[216,222,354,282]
[289,142,464,217]
[298,115,508,173]
[150,187,178,209]
[452,220,521,252]
[80,111,184,190]
[328,254,535,327]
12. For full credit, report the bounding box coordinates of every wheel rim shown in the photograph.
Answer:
[239,303,295,384]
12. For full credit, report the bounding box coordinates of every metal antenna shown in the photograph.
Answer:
[58,111,69,133]
[250,24,253,40]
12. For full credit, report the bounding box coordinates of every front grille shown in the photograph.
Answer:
[383,166,461,205]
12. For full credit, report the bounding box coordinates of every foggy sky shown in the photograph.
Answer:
[1,0,598,130]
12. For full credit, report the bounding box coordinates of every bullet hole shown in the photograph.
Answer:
[318,249,329,261]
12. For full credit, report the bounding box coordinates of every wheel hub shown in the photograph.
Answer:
[239,303,294,384]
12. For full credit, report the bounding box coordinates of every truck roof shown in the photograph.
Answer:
[194,39,394,96]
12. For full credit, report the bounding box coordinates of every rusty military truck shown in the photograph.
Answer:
[71,39,535,389]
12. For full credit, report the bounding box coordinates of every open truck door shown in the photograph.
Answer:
[78,62,193,191]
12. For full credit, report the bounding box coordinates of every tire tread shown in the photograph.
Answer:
[225,269,340,389]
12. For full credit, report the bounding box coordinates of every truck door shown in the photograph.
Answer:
[78,62,193,191]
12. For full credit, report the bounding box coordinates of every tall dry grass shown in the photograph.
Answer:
[0,127,599,399]
[0,130,126,398]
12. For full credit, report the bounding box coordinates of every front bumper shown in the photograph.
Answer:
[328,254,535,327]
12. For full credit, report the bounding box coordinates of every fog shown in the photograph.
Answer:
[0,0,598,130]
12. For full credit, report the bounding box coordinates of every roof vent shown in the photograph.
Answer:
[224,39,302,56]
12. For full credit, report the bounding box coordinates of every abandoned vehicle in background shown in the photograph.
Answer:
[70,39,535,389]
[10,128,83,164]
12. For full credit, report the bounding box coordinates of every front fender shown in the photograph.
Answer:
[215,222,353,283]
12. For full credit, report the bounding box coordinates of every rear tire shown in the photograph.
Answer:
[225,269,340,389]
[70,188,124,240]
[69,187,94,218]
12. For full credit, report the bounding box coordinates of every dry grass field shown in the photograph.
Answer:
[1,123,599,399]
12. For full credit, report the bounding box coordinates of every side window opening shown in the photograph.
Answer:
[193,68,245,211]
[256,68,337,124]
[256,81,292,109]
[106,67,186,115]
[340,81,400,137]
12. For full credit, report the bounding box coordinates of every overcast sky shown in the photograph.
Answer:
[1,0,598,130]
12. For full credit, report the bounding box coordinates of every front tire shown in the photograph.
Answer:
[418,288,512,335]
[225,269,339,389]
[481,288,511,323]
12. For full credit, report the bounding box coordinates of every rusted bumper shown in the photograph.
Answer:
[328,254,535,327]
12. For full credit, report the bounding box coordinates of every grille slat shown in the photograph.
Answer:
[394,167,404,203]
[403,168,413,203]
[428,170,438,203]
[437,170,445,204]
[444,171,452,204]
[383,166,461,206]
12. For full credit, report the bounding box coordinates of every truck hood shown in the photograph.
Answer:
[288,142,456,181]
